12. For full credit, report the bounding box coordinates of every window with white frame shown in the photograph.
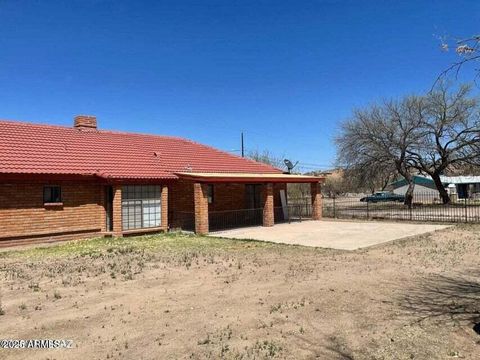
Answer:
[121,185,161,230]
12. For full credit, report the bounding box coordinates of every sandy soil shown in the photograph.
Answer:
[0,225,479,359]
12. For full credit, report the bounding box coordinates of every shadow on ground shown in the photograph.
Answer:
[292,334,356,360]
[399,270,480,331]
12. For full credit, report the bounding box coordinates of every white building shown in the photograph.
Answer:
[390,175,480,199]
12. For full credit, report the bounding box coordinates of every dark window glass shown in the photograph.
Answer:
[207,184,214,204]
[43,186,62,203]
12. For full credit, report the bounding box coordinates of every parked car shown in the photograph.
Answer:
[360,191,405,203]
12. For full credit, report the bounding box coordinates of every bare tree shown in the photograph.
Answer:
[247,149,285,170]
[320,170,347,197]
[336,97,424,207]
[342,165,394,195]
[436,35,480,86]
[408,84,480,204]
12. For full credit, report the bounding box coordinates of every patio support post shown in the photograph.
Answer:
[194,182,209,234]
[161,185,169,230]
[112,184,123,237]
[263,182,274,227]
[100,185,107,232]
[311,182,322,220]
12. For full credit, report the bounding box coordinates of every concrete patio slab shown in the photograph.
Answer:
[211,220,451,250]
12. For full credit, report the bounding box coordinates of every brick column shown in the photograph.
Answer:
[112,185,123,237]
[194,182,209,235]
[311,182,322,220]
[263,183,274,227]
[99,185,107,232]
[161,185,169,230]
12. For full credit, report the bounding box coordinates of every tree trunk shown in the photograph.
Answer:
[404,179,415,208]
[380,175,391,191]
[431,173,450,204]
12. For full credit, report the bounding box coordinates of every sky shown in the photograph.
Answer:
[0,1,479,172]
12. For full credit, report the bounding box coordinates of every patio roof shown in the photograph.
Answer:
[175,172,324,183]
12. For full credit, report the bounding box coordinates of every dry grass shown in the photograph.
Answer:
[1,225,480,359]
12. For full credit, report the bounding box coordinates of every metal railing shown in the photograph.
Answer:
[209,208,264,231]
[275,203,312,223]
[171,203,315,232]
[322,192,480,223]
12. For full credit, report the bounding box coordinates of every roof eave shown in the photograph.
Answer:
[175,172,325,183]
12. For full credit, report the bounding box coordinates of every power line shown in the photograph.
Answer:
[297,163,335,168]
[298,161,335,167]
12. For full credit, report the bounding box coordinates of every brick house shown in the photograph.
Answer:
[0,116,323,246]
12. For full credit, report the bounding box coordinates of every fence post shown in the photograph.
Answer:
[333,196,336,218]
[464,196,468,223]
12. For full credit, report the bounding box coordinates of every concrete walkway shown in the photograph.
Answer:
[211,220,451,250]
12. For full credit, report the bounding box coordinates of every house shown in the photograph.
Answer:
[389,175,440,196]
[0,116,323,246]
[390,175,480,199]
[440,176,480,199]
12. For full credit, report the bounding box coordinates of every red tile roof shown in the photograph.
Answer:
[0,120,282,180]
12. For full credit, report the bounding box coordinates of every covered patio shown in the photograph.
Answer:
[170,172,324,234]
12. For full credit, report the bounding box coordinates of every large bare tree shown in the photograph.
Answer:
[336,97,424,207]
[337,84,480,205]
[408,84,480,203]
[437,35,480,86]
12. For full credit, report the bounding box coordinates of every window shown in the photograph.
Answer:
[121,185,161,230]
[207,184,214,204]
[43,186,62,203]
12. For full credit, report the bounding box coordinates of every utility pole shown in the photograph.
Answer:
[241,132,244,157]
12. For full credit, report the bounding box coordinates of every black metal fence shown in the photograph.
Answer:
[170,203,314,232]
[209,208,264,231]
[275,203,312,223]
[209,204,314,231]
[322,192,480,223]
[170,192,479,232]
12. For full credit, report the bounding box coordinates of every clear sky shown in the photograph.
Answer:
[0,1,478,172]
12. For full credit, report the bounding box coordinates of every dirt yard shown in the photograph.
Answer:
[0,224,479,359]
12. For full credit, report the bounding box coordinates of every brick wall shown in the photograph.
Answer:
[0,179,290,243]
[168,179,195,213]
[209,183,248,211]
[0,181,104,241]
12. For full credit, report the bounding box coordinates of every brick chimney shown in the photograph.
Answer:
[74,115,97,130]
